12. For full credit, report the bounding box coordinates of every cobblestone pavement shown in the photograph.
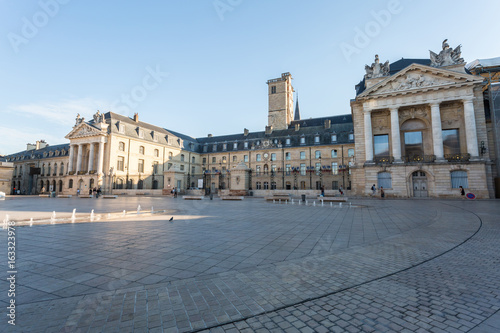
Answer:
[0,196,499,332]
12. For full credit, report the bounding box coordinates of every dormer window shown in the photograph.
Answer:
[349,133,354,141]
[233,142,238,150]
[117,121,125,133]
[137,128,144,138]
[203,144,208,153]
[331,134,337,143]
[244,141,248,149]
[286,138,291,146]
[223,143,227,151]
[213,143,217,152]
[314,135,320,144]
[300,136,305,145]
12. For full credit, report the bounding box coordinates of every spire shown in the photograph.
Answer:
[294,91,301,120]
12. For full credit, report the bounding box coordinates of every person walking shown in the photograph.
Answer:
[459,185,465,199]
[380,186,385,199]
[321,185,325,197]
[371,184,376,196]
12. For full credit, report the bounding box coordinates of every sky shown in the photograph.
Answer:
[1,0,499,155]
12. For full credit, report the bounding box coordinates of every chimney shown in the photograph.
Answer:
[265,125,273,135]
[295,124,300,132]
[26,143,36,151]
[133,113,139,122]
[244,128,249,136]
[324,119,331,129]
[208,134,213,138]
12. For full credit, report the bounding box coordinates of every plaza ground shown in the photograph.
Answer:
[0,196,499,332]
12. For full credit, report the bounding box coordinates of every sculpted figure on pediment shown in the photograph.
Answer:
[399,107,429,122]
[365,54,390,79]
[430,39,464,67]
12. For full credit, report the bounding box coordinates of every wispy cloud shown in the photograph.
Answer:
[0,126,64,156]
[5,97,109,126]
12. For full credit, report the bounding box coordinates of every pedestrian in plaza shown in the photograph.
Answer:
[96,187,101,198]
[459,185,465,199]
[380,186,385,199]
[76,189,80,196]
[320,185,325,197]
[173,187,178,198]
[371,184,376,196]
[339,185,343,196]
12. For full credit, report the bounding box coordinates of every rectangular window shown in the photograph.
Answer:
[212,157,216,163]
[271,182,277,190]
[203,145,208,153]
[315,151,321,159]
[331,149,337,158]
[244,142,248,149]
[332,162,338,175]
[349,133,354,141]
[300,163,306,176]
[203,157,207,164]
[331,134,337,143]
[117,156,124,171]
[271,153,276,161]
[374,134,389,157]
[213,144,217,152]
[263,182,269,189]
[404,131,423,157]
[233,156,237,162]
[244,155,248,162]
[314,136,320,143]
[300,151,306,160]
[191,166,195,174]
[271,86,276,94]
[348,149,354,157]
[223,143,227,151]
[300,137,305,145]
[180,165,184,171]
[378,172,392,189]
[256,154,261,162]
[138,159,144,173]
[286,138,291,145]
[256,182,262,189]
[451,170,468,188]
[443,129,460,155]
[285,152,291,160]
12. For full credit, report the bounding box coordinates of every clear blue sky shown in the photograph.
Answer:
[1,0,499,155]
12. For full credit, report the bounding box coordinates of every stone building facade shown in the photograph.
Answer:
[4,41,498,198]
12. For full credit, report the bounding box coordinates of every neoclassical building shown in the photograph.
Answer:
[5,41,499,199]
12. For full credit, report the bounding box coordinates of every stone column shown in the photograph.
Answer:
[364,110,374,163]
[88,143,95,172]
[430,102,445,161]
[97,140,105,175]
[463,98,479,159]
[390,107,402,163]
[76,144,83,172]
[68,144,75,173]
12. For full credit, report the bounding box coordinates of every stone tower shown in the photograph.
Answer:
[267,72,294,130]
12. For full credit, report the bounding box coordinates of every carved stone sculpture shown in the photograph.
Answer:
[75,113,84,126]
[365,55,390,79]
[429,39,464,67]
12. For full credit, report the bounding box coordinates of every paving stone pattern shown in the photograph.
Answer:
[0,197,499,332]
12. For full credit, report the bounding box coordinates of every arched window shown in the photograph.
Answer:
[42,164,45,176]
[263,165,269,175]
[180,154,185,162]
[377,172,392,189]
[60,163,64,175]
[192,156,195,163]
[139,146,145,155]
[69,179,73,189]
[154,149,159,157]
[331,149,337,158]
[119,142,125,151]
[315,151,321,159]
[116,178,124,189]
[168,152,173,160]
[53,163,58,176]
[47,163,51,176]
[138,180,144,189]
[451,170,468,188]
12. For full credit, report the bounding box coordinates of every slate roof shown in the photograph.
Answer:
[5,143,70,162]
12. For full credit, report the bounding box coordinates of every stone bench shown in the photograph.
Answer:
[183,195,204,200]
[57,195,72,198]
[79,195,93,198]
[319,196,348,202]
[221,196,244,200]
[102,195,117,199]
[38,194,50,198]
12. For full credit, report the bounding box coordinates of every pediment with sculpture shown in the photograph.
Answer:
[65,122,105,139]
[358,64,481,98]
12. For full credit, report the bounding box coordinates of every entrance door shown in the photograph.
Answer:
[412,171,428,197]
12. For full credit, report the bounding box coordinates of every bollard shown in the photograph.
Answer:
[51,211,56,224]
[90,209,95,222]
[30,218,33,227]
[137,205,141,214]
[123,210,126,217]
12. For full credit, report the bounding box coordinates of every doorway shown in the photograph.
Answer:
[412,171,428,197]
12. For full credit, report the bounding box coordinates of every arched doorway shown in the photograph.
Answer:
[137,179,144,189]
[153,180,159,189]
[58,180,63,192]
[412,171,428,197]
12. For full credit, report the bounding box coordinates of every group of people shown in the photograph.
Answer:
[171,187,178,198]
[89,187,102,198]
[371,184,385,198]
